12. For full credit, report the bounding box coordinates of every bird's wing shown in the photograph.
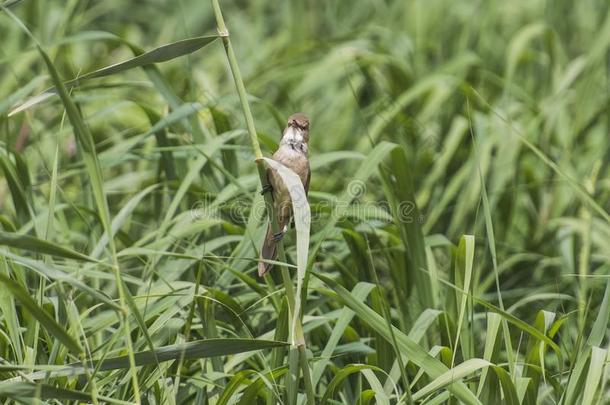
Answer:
[304,166,311,196]
[265,166,274,201]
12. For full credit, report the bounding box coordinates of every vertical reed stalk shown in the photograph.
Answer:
[209,1,314,403]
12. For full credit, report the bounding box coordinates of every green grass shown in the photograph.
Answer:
[1,0,610,403]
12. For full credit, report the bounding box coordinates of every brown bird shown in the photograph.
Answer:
[258,112,311,276]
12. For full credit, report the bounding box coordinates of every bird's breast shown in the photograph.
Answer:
[272,144,309,185]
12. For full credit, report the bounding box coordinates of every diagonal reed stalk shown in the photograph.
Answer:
[209,1,314,403]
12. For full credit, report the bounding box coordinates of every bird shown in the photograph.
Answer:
[258,112,311,277]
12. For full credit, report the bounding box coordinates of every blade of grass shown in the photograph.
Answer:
[314,274,482,405]
[0,381,131,404]
[0,272,81,355]
[320,364,386,405]
[8,36,217,116]
[581,346,607,405]
[380,146,435,309]
[0,249,117,309]
[469,100,517,377]
[468,87,610,224]
[451,235,475,367]
[1,339,288,382]
[0,231,98,262]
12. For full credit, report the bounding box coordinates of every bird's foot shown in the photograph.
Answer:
[272,231,284,242]
[260,184,273,195]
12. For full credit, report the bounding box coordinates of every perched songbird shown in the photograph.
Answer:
[258,112,311,276]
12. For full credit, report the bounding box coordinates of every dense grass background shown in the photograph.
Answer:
[1,0,610,403]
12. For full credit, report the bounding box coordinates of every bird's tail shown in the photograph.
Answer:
[258,219,287,276]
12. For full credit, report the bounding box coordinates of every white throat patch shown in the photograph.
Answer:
[282,126,304,144]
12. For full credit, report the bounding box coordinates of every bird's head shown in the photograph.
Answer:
[283,112,310,143]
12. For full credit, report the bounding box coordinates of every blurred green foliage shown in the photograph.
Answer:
[1,0,610,403]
